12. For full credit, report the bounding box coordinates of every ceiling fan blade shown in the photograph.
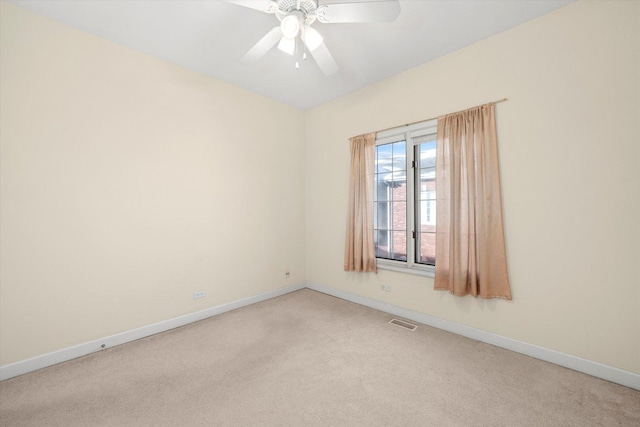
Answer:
[241,26,283,63]
[309,42,338,76]
[317,0,400,23]
[224,0,278,14]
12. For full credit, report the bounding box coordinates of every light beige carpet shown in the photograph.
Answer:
[1,289,638,426]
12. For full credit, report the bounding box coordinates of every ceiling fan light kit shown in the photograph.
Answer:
[226,0,401,75]
[280,11,303,39]
[303,26,323,51]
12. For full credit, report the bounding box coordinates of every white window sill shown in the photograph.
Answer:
[376,259,435,278]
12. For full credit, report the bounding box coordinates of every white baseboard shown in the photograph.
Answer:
[305,281,640,391]
[3,281,638,390]
[0,283,306,381]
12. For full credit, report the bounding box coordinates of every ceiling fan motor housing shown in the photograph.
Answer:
[275,0,318,26]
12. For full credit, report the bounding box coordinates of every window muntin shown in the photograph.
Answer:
[374,120,437,274]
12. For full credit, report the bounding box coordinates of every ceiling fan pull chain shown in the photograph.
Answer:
[295,36,300,69]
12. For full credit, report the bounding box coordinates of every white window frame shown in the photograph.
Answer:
[375,119,437,277]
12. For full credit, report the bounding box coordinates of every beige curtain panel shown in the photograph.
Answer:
[344,132,377,272]
[434,103,512,299]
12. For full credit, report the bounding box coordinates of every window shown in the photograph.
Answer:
[373,119,437,276]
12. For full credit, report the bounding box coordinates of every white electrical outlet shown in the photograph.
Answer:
[193,291,206,299]
[285,271,290,279]
[381,284,391,292]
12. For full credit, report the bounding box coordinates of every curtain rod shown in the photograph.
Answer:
[374,97,508,135]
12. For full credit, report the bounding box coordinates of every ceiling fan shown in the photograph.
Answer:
[225,0,401,75]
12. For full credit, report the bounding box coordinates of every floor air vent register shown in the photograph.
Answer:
[389,318,417,331]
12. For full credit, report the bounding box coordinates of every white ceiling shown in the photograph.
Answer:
[8,0,574,110]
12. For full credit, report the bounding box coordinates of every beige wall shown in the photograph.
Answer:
[0,2,306,365]
[305,0,640,373]
[2,0,639,375]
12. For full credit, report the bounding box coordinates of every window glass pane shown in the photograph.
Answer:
[418,232,436,265]
[418,200,436,232]
[376,174,391,202]
[375,144,392,174]
[376,202,390,230]
[374,141,408,262]
[420,140,436,168]
[391,231,407,261]
[391,141,406,186]
[420,167,436,199]
[377,230,391,259]
[391,202,407,232]
[391,181,406,202]
[375,134,435,266]
[415,140,437,265]
[392,141,406,172]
